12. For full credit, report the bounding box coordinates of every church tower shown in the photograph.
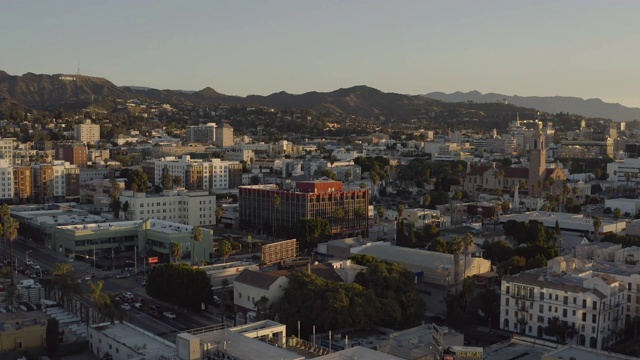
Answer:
[528,130,546,196]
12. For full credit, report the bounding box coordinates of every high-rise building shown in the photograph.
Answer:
[239,180,369,238]
[215,123,234,147]
[12,166,32,203]
[54,141,88,167]
[32,161,80,203]
[0,159,13,201]
[74,120,101,145]
[142,155,242,190]
[0,138,15,163]
[186,123,216,144]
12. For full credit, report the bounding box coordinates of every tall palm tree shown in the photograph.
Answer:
[191,226,203,264]
[89,280,110,314]
[4,218,18,286]
[613,208,622,233]
[218,238,232,263]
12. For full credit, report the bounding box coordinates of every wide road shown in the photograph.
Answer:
[7,237,228,342]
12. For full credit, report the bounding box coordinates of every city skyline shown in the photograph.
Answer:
[2,1,640,107]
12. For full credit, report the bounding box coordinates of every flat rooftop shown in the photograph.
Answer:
[484,340,551,360]
[198,329,303,360]
[546,345,639,360]
[58,220,139,232]
[315,346,404,360]
[92,321,175,358]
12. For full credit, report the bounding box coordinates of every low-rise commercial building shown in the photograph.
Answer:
[119,189,217,227]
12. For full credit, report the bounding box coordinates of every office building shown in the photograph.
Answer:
[54,141,88,167]
[74,119,101,144]
[119,189,217,227]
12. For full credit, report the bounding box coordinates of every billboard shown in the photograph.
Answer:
[262,239,298,265]
[148,256,159,264]
[448,346,483,360]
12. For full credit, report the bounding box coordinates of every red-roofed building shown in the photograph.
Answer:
[464,132,566,200]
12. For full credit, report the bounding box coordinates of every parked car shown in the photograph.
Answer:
[123,292,134,299]
[133,302,144,310]
[121,303,131,310]
[149,305,161,312]
[66,257,74,262]
[149,310,161,318]
[163,311,176,319]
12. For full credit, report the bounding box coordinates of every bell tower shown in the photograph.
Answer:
[528,130,546,195]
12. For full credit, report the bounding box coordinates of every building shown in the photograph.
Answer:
[53,218,215,264]
[119,189,217,227]
[54,141,88,167]
[0,312,47,353]
[0,138,15,162]
[0,159,13,201]
[89,321,176,360]
[31,161,80,203]
[74,119,101,145]
[12,165,31,203]
[499,211,625,238]
[239,181,369,238]
[142,155,243,191]
[465,130,566,198]
[215,122,234,147]
[186,123,216,144]
[501,260,627,350]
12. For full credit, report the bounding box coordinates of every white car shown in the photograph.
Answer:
[121,303,131,310]
[66,257,75,262]
[31,264,40,270]
[123,292,134,299]
[163,311,176,319]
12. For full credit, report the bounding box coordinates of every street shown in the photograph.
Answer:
[9,237,228,342]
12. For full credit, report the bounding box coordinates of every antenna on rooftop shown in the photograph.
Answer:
[76,62,81,77]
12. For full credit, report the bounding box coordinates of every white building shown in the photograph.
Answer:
[88,321,176,359]
[607,158,640,184]
[0,158,13,200]
[143,155,242,190]
[604,198,640,217]
[186,123,216,144]
[0,138,16,162]
[74,120,100,145]
[501,259,627,350]
[499,211,626,237]
[119,189,217,227]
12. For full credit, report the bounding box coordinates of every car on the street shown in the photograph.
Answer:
[121,303,131,310]
[66,256,74,262]
[115,273,131,279]
[31,264,40,270]
[133,302,144,310]
[123,292,134,299]
[135,298,145,305]
[149,310,162,318]
[163,311,176,319]
[149,305,161,312]
[84,273,96,280]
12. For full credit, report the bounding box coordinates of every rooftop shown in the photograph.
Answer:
[546,345,640,360]
[353,243,454,270]
[315,346,404,360]
[195,327,303,360]
[91,321,175,358]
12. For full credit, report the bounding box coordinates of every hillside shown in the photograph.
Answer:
[425,90,640,122]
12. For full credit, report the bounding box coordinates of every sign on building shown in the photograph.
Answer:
[262,239,298,265]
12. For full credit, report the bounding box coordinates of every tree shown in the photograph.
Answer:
[613,208,622,233]
[123,169,149,192]
[423,194,431,208]
[121,201,130,220]
[544,316,573,343]
[146,263,214,311]
[192,226,203,263]
[161,168,173,190]
[51,262,82,305]
[173,175,183,188]
[4,218,18,286]
[397,204,405,220]
[295,218,331,251]
[170,242,183,263]
[215,207,224,227]
[376,206,385,223]
[218,238,232,263]
[45,318,61,357]
[592,216,602,241]
[254,296,270,321]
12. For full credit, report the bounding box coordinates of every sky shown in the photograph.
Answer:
[2,1,640,107]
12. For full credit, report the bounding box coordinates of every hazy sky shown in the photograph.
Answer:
[2,1,639,107]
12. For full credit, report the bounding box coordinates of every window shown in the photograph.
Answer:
[563,296,568,305]
[582,313,586,321]
[539,304,544,313]
[563,309,567,318]
[505,285,510,295]
[540,292,545,300]
[592,314,597,324]
[593,301,597,310]
[505,298,510,306]
[583,299,587,309]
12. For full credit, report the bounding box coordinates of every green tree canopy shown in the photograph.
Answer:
[147,263,213,311]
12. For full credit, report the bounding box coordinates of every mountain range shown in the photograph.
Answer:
[1,71,638,121]
[425,91,640,122]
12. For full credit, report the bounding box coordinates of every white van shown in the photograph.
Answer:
[17,279,34,288]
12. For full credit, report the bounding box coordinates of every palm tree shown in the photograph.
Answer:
[461,233,474,279]
[215,207,224,227]
[423,194,431,209]
[613,208,622,233]
[218,238,232,263]
[254,296,270,321]
[170,242,183,263]
[192,226,203,264]
[51,262,82,306]
[592,216,602,241]
[103,293,126,325]
[397,204,405,221]
[4,218,18,286]
[89,280,110,314]
[272,195,281,238]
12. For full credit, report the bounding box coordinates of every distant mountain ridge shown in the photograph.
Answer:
[0,71,435,118]
[425,90,640,122]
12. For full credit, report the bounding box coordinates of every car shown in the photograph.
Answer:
[163,311,176,319]
[115,273,131,279]
[123,292,134,299]
[84,273,96,280]
[132,302,144,310]
[149,310,161,318]
[121,303,131,310]
[66,257,75,262]
[135,298,146,305]
[25,260,34,266]
[31,264,40,270]
[149,305,161,312]
[41,269,51,276]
